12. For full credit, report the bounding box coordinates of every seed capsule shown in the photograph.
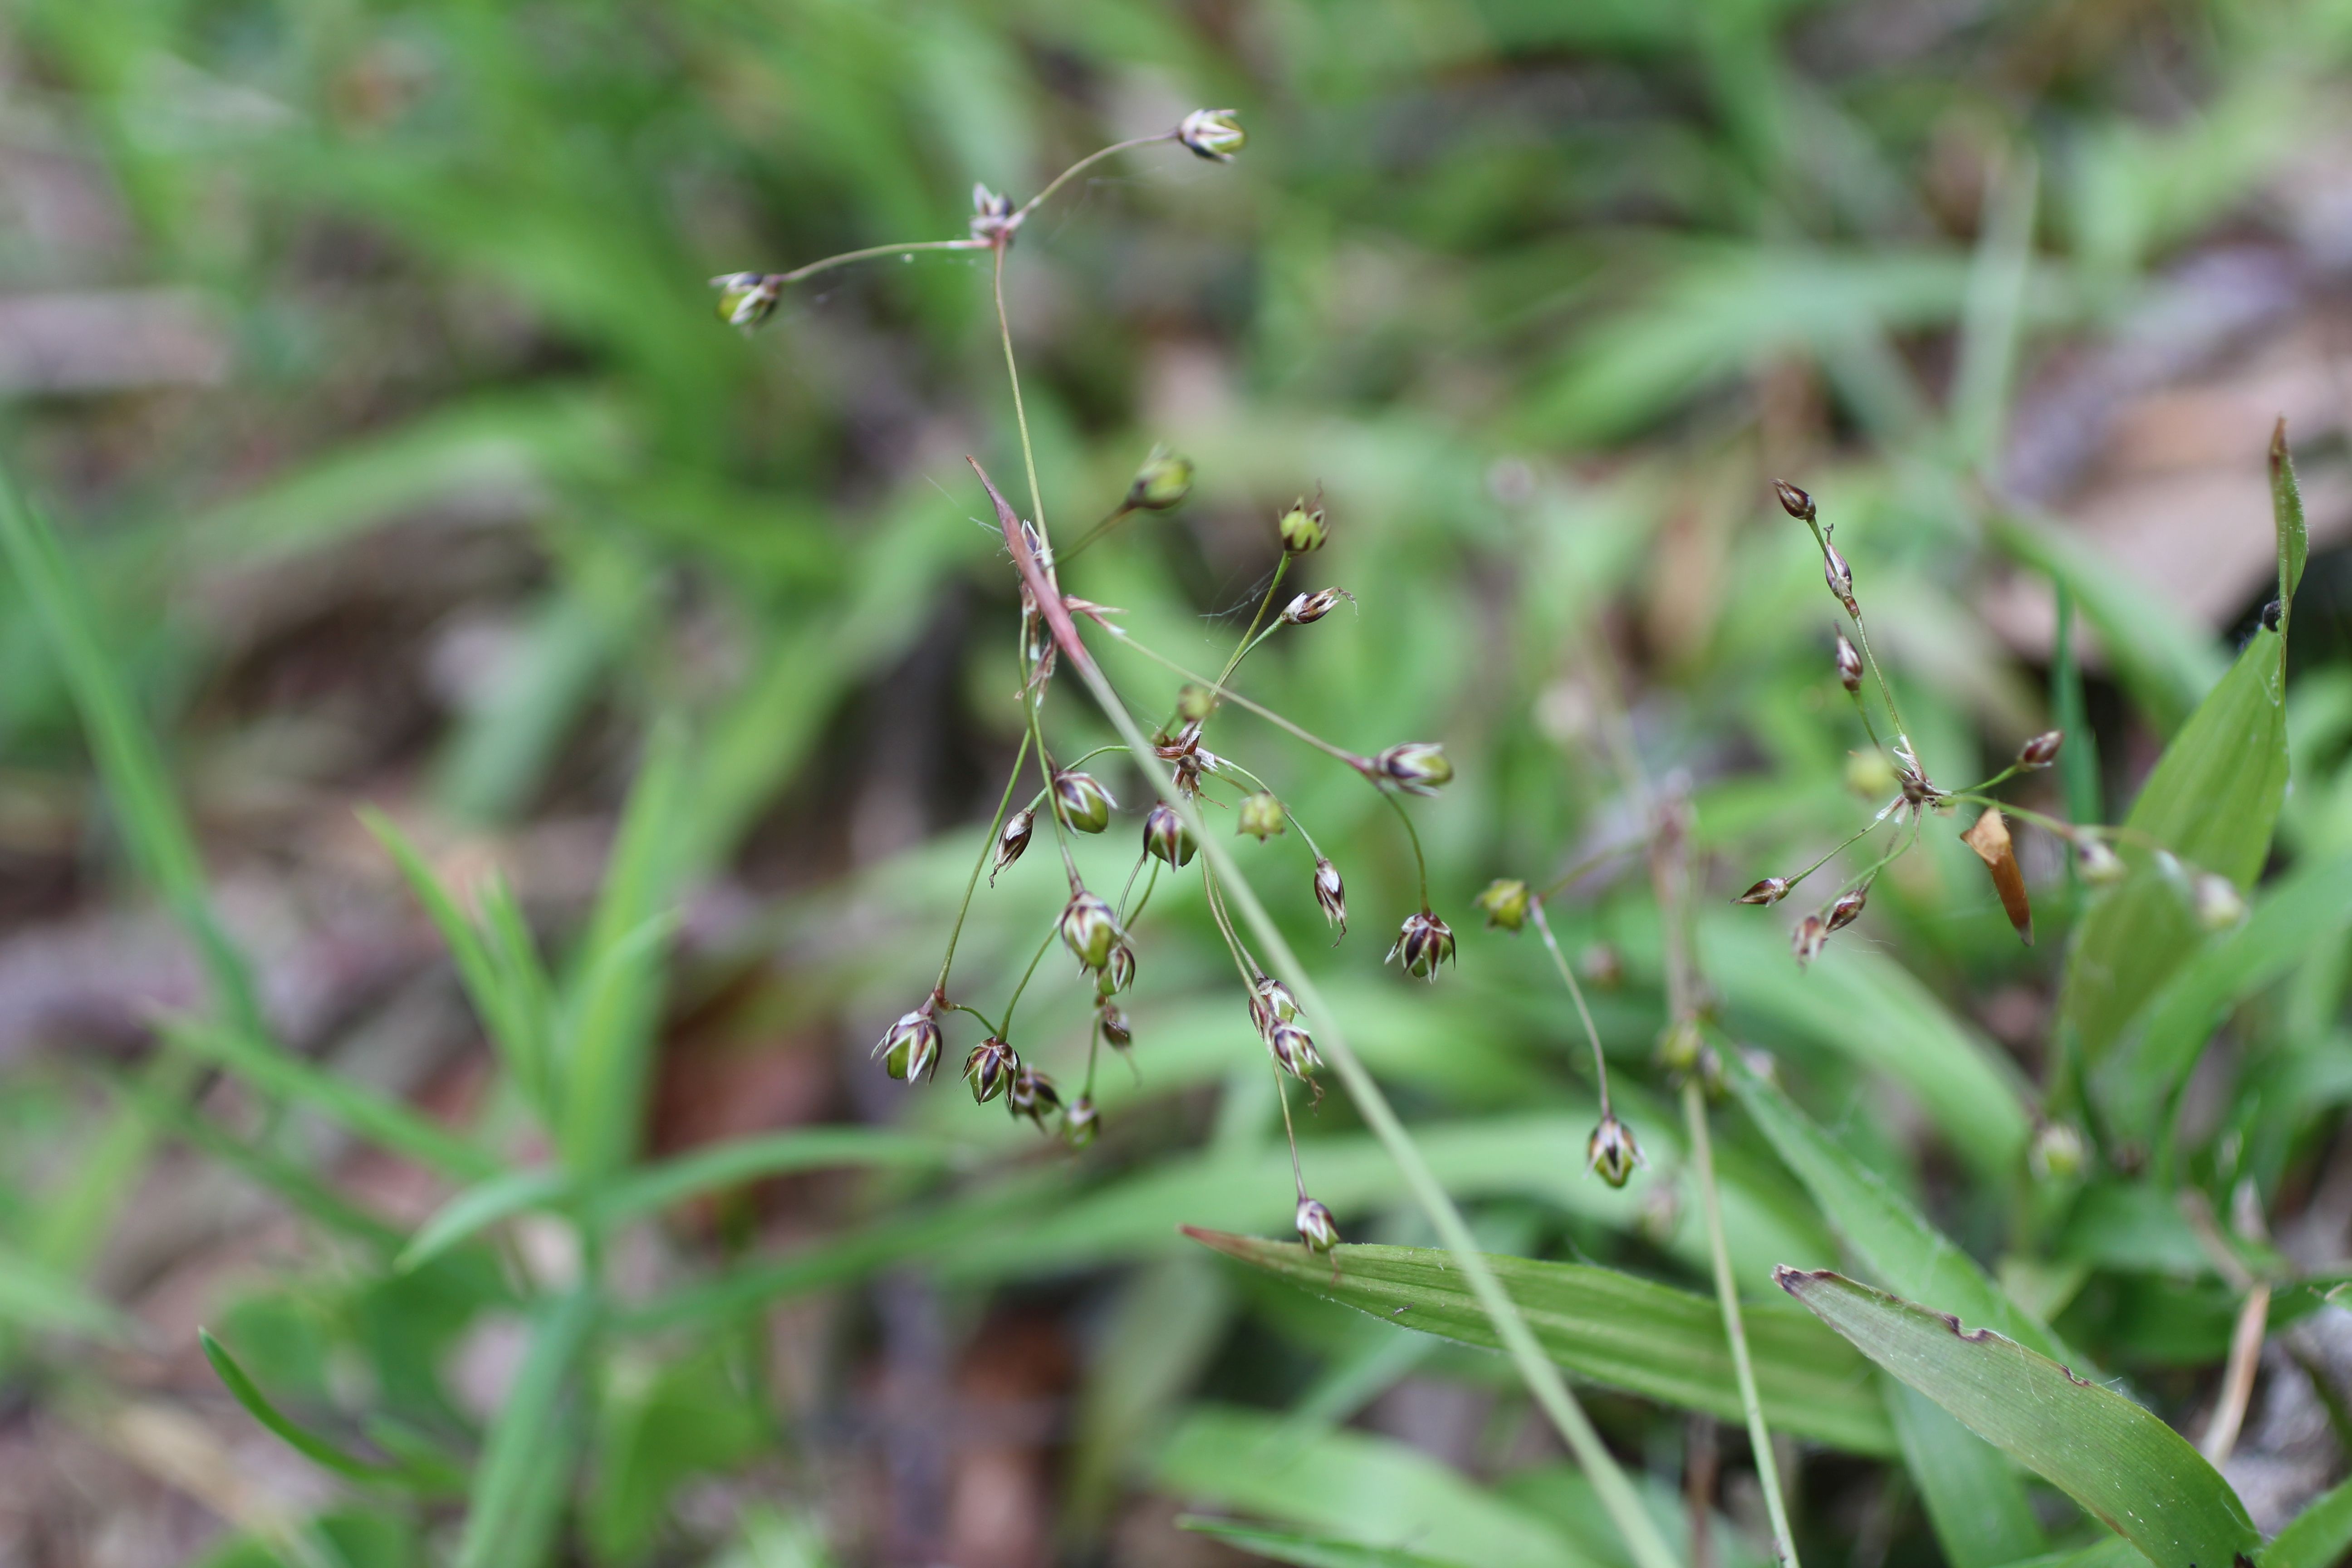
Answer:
[1387,910,1456,980]
[1102,941,1137,995]
[992,808,1034,882]
[875,1008,943,1083]
[1236,791,1288,841]
[1833,634,1863,694]
[2078,839,2125,885]
[1736,877,1790,906]
[1176,108,1246,162]
[1176,683,1217,723]
[1064,1095,1100,1148]
[1655,1017,1702,1075]
[964,1038,1019,1104]
[1059,892,1122,972]
[1295,1196,1340,1253]
[1125,444,1194,511]
[1281,588,1350,625]
[1791,913,1828,969]
[2017,730,2064,769]
[1587,1113,1645,1189]
[1006,1064,1062,1128]
[1144,802,1196,867]
[711,272,784,333]
[1374,742,1453,795]
[1277,497,1328,554]
[1771,479,1816,522]
[1252,975,1303,1030]
[2192,873,2246,931]
[1266,1020,1323,1079]
[1822,539,1857,617]
[969,183,1017,244]
[1825,887,1867,932]
[1054,771,1115,833]
[1313,858,1348,934]
[1098,1003,1132,1050]
[1474,878,1532,932]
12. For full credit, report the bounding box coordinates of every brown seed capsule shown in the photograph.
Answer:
[1587,1113,1644,1189]
[1772,479,1816,522]
[1176,108,1246,162]
[1102,941,1137,995]
[1822,540,1857,617]
[968,183,1017,244]
[1313,858,1348,934]
[1961,808,2034,946]
[1281,588,1351,625]
[1278,497,1328,554]
[1833,634,1863,694]
[1006,1064,1061,1128]
[964,1038,1019,1104]
[1266,1020,1322,1079]
[1825,887,1867,932]
[1791,913,1828,969]
[2017,730,2064,769]
[1295,1196,1340,1253]
[1386,910,1455,980]
[1098,1002,1132,1049]
[992,808,1034,883]
[1253,975,1303,1027]
[1736,877,1790,906]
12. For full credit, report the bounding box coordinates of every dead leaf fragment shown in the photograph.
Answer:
[1961,808,2033,946]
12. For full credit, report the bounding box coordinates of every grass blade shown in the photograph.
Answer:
[2265,1472,2352,1568]
[1185,1229,1896,1455]
[454,1287,598,1568]
[201,1329,410,1485]
[1179,1518,1460,1568]
[0,1240,140,1344]
[397,1169,573,1273]
[1779,1269,2256,1568]
[583,1127,960,1227]
[1887,1381,2047,1568]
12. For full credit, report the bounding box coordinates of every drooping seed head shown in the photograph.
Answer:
[1387,910,1455,980]
[2078,838,2125,885]
[1236,791,1288,841]
[1277,497,1328,554]
[1102,940,1137,995]
[2029,1120,2087,1183]
[1833,633,1863,694]
[1295,1196,1340,1253]
[964,1038,1019,1105]
[1098,1002,1133,1050]
[1825,886,1867,932]
[876,1009,943,1083]
[1143,802,1195,867]
[1281,588,1351,625]
[1791,912,1828,969]
[1006,1064,1062,1128]
[992,808,1034,882]
[711,272,784,333]
[968,183,1017,244]
[1587,1113,1645,1189]
[1054,770,1116,833]
[1771,479,1816,522]
[1064,1095,1100,1148]
[1374,742,1453,795]
[1474,878,1532,932]
[1736,876,1790,906]
[1313,858,1348,934]
[1255,975,1302,1026]
[1058,892,1122,972]
[1125,444,1195,511]
[1176,108,1246,161]
[2017,730,2064,769]
[1266,1020,1322,1078]
[2192,873,2246,932]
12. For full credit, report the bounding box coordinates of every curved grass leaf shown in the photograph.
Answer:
[2264,1471,2352,1568]
[454,1288,598,1568]
[0,1242,140,1344]
[397,1169,572,1273]
[584,1127,959,1226]
[1179,1518,1477,1568]
[1779,1269,2255,1568]
[1186,1230,1895,1455]
[201,1329,410,1486]
[1888,1381,2047,1568]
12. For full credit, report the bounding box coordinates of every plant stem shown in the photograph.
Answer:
[997,924,1062,1037]
[1382,788,1431,908]
[936,731,1033,993]
[1530,900,1610,1113]
[1216,556,1292,691]
[1102,628,1371,771]
[777,237,985,285]
[1013,134,1178,225]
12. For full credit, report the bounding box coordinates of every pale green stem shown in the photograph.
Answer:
[1529,900,1610,1115]
[1101,627,1370,771]
[936,730,1032,993]
[777,238,985,285]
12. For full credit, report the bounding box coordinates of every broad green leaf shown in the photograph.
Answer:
[163,1017,500,1183]
[1702,911,2032,1175]
[1780,1269,2255,1568]
[1186,1230,1895,1455]
[201,1329,412,1487]
[2093,851,2352,1147]
[397,1169,571,1273]
[454,1288,598,1568]
[1180,1519,1463,1568]
[0,1241,139,1343]
[1888,1382,2047,1568]
[1155,1405,1603,1568]
[2265,1472,2352,1568]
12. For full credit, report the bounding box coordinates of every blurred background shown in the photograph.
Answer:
[6,0,2352,1563]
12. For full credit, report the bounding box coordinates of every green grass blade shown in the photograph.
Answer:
[583,1127,960,1228]
[2273,418,2308,637]
[0,464,265,1040]
[0,1240,140,1343]
[1179,1519,1460,1568]
[1887,1380,2047,1568]
[1779,1269,2255,1568]
[453,1287,598,1568]
[397,1169,573,1273]
[477,873,556,1103]
[162,1016,499,1182]
[1185,1230,1896,1456]
[201,1329,410,1485]
[2265,1472,2352,1568]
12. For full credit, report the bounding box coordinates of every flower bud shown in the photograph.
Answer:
[1822,539,1857,617]
[1825,886,1867,933]
[1387,910,1455,980]
[1007,1064,1061,1128]
[1587,1113,1645,1189]
[1771,479,1815,522]
[875,1008,943,1083]
[2078,838,2125,885]
[1475,878,1532,932]
[1295,1196,1340,1253]
[1143,802,1196,867]
[1099,1003,1132,1049]
[2029,1120,2086,1183]
[1833,634,1863,694]
[969,183,1017,244]
[964,1038,1019,1105]
[1655,1017,1702,1075]
[1064,1095,1099,1148]
[1054,770,1116,833]
[992,808,1034,883]
[1791,912,1828,968]
[1281,588,1350,625]
[1736,877,1790,906]
[2192,873,2246,931]
[1103,941,1137,995]
[2017,730,2064,769]
[711,272,784,333]
[1374,742,1453,795]
[1177,108,1246,162]
[1313,858,1348,934]
[1125,444,1194,511]
[1058,892,1122,972]
[1266,1020,1322,1078]
[1236,791,1288,841]
[1253,975,1303,1028]
[1278,497,1328,554]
